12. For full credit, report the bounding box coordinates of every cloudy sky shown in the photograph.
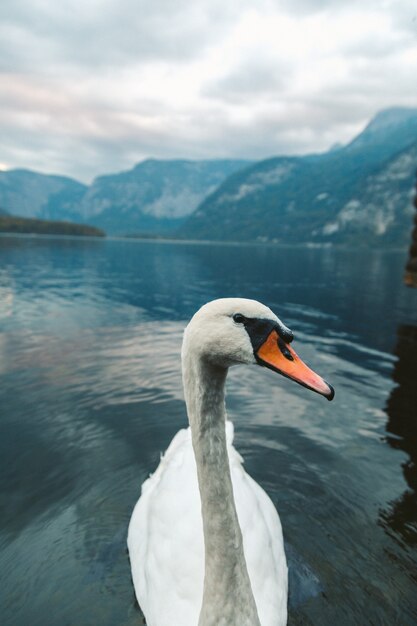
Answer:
[1,0,416,182]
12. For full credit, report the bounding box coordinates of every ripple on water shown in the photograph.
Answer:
[1,237,417,625]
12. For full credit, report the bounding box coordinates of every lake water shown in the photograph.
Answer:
[1,235,417,626]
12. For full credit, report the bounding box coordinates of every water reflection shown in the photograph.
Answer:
[382,325,417,545]
[2,236,417,353]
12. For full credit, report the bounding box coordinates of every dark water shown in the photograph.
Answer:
[1,235,417,626]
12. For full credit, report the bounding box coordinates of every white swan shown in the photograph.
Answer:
[128,298,334,626]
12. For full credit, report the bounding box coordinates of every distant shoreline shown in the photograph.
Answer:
[0,215,105,238]
[0,231,410,253]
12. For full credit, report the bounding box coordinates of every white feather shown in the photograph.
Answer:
[128,422,287,625]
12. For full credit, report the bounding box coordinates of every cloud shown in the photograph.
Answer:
[204,55,290,104]
[0,0,416,181]
[0,0,243,72]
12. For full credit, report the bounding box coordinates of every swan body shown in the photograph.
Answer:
[127,298,333,626]
[128,422,287,626]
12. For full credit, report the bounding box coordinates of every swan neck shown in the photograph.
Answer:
[182,350,261,626]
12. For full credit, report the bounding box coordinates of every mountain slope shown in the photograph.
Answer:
[318,141,417,245]
[0,169,87,222]
[344,107,417,165]
[181,107,417,246]
[81,158,251,234]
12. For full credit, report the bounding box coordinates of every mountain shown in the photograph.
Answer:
[344,107,417,164]
[181,107,417,246]
[80,159,251,234]
[0,169,87,222]
[2,107,416,244]
[0,160,250,235]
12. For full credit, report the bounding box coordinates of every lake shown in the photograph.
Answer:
[1,235,417,626]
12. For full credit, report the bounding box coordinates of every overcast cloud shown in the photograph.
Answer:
[1,0,416,181]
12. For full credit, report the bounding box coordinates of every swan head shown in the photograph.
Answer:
[183,297,334,400]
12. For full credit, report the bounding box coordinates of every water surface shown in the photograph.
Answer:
[1,235,417,625]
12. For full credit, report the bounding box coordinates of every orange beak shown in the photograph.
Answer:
[256,330,334,400]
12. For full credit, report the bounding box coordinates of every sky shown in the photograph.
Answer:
[1,0,417,182]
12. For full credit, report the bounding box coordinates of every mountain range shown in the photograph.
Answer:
[1,107,416,246]
[0,159,249,235]
[181,108,417,246]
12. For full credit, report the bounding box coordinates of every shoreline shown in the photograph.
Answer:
[0,231,410,252]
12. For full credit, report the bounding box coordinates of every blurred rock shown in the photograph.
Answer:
[404,173,417,287]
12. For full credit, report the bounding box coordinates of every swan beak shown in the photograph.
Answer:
[255,330,334,401]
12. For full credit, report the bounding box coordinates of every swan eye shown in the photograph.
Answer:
[233,313,246,324]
